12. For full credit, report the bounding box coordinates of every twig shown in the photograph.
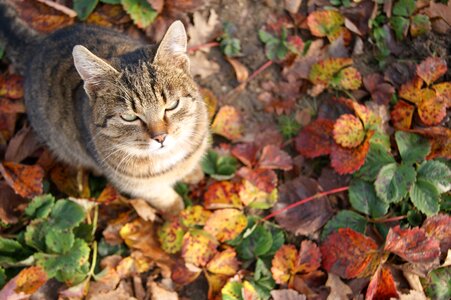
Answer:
[263,186,349,221]
[36,0,77,18]
[188,42,220,54]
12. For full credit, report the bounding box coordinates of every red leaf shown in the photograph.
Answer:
[203,181,243,210]
[171,259,201,285]
[274,176,334,236]
[417,91,447,125]
[321,228,381,279]
[0,74,24,99]
[390,100,415,130]
[258,145,293,171]
[237,167,277,193]
[366,266,399,300]
[330,133,371,175]
[421,214,450,256]
[416,57,447,85]
[295,119,334,158]
[231,143,259,168]
[384,225,440,264]
[0,162,44,198]
[296,240,322,274]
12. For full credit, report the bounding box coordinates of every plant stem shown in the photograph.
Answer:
[188,42,220,54]
[262,186,349,221]
[247,60,273,82]
[372,215,407,223]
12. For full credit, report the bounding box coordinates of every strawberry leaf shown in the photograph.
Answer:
[295,119,334,158]
[375,163,416,203]
[409,179,440,216]
[204,209,247,243]
[181,229,219,267]
[392,0,416,17]
[416,57,447,86]
[333,114,365,148]
[366,266,399,300]
[355,142,395,181]
[395,131,431,164]
[321,210,368,240]
[204,181,243,210]
[410,14,431,37]
[330,134,371,175]
[121,0,157,28]
[417,160,451,193]
[349,179,389,218]
[390,100,415,130]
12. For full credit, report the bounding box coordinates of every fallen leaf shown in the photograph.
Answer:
[258,144,293,171]
[237,167,277,193]
[187,9,219,48]
[384,226,440,264]
[180,205,212,228]
[239,179,278,209]
[205,272,230,300]
[333,114,365,148]
[309,58,353,86]
[0,182,27,224]
[0,162,44,198]
[211,105,243,141]
[274,176,334,236]
[206,248,240,276]
[391,100,415,130]
[171,259,201,285]
[271,244,298,285]
[295,119,335,158]
[226,57,249,83]
[271,289,307,300]
[4,125,40,163]
[0,266,47,299]
[321,228,381,279]
[204,209,247,242]
[416,57,447,86]
[231,143,259,168]
[189,51,220,79]
[421,214,451,256]
[158,218,185,254]
[363,73,395,105]
[417,92,446,125]
[330,133,371,175]
[0,73,23,99]
[203,181,243,210]
[149,281,178,300]
[408,126,450,159]
[50,164,90,198]
[307,10,346,42]
[200,87,218,121]
[181,229,219,267]
[366,265,399,300]
[325,273,352,300]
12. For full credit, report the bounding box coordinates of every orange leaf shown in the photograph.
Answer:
[295,240,322,274]
[398,77,424,104]
[417,91,447,125]
[335,67,362,90]
[50,164,90,198]
[294,119,334,158]
[206,248,240,276]
[0,162,44,198]
[182,229,219,267]
[271,244,298,285]
[204,209,247,243]
[238,179,277,209]
[97,184,120,204]
[309,58,353,86]
[211,105,243,141]
[384,225,440,264]
[330,133,371,175]
[408,127,450,159]
[14,266,47,294]
[366,266,399,300]
[333,114,365,148]
[205,272,230,300]
[226,57,249,83]
[416,57,447,85]
[236,167,277,193]
[171,259,201,285]
[204,181,243,210]
[200,87,218,121]
[0,74,24,99]
[321,228,381,279]
[307,10,344,38]
[258,144,293,170]
[433,82,451,107]
[390,100,415,130]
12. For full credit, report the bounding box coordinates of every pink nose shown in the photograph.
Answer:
[153,134,167,144]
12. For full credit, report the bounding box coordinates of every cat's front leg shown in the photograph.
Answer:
[143,185,184,216]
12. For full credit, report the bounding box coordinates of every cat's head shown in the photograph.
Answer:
[72,21,208,161]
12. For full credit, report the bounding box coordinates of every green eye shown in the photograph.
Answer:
[120,113,138,122]
[166,100,180,111]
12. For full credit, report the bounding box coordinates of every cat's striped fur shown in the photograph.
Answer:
[0,0,209,214]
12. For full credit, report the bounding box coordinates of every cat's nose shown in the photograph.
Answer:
[153,134,167,144]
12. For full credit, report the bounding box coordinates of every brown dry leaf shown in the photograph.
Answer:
[5,125,40,163]
[187,9,219,49]
[0,162,44,198]
[149,281,178,300]
[284,0,302,14]
[189,51,220,79]
[271,289,307,300]
[326,273,352,300]
[129,199,158,222]
[89,280,137,300]
[0,182,27,224]
[273,176,334,236]
[226,57,249,83]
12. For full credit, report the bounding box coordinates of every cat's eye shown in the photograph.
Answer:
[120,113,138,122]
[165,100,180,112]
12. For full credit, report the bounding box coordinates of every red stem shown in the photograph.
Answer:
[187,42,220,54]
[373,215,407,223]
[263,186,349,221]
[246,60,273,82]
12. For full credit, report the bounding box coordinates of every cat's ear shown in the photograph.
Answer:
[154,21,189,71]
[73,45,119,93]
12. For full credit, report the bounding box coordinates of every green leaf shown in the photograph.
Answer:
[50,200,85,230]
[258,30,274,43]
[202,150,237,180]
[45,228,75,254]
[25,220,50,251]
[73,223,94,242]
[0,43,4,60]
[35,238,90,279]
[251,259,275,300]
[355,142,395,181]
[0,267,5,288]
[390,16,410,40]
[417,160,451,193]
[395,132,431,164]
[393,0,416,17]
[25,194,55,219]
[425,267,451,300]
[321,210,368,240]
[375,163,416,203]
[0,237,26,254]
[100,0,121,4]
[222,281,243,300]
[410,14,431,37]
[235,225,273,261]
[263,226,284,258]
[407,210,423,226]
[121,0,157,28]
[73,0,99,21]
[409,179,440,216]
[349,178,389,218]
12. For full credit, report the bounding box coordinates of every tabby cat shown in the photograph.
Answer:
[0,1,210,214]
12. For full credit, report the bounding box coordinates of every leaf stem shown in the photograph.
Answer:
[247,60,273,82]
[371,215,407,223]
[262,186,349,221]
[188,42,220,54]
